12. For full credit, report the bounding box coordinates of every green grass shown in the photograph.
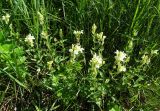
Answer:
[0,0,160,110]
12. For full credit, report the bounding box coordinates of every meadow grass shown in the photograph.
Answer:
[0,0,160,110]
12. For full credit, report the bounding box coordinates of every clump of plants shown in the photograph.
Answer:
[0,0,160,111]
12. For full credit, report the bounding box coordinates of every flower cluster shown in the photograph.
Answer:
[41,31,48,39]
[25,34,35,47]
[92,23,97,34]
[73,30,83,42]
[114,50,127,73]
[115,50,127,62]
[90,24,105,74]
[47,61,53,70]
[91,24,106,46]
[90,53,104,69]
[73,30,83,36]
[37,12,44,25]
[95,32,106,45]
[2,13,10,24]
[141,54,150,65]
[69,44,84,55]
[117,64,126,72]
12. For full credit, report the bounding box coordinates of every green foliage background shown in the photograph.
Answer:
[0,0,160,110]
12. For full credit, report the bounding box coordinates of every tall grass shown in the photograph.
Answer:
[0,0,160,110]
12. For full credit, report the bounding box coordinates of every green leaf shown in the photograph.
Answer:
[109,105,121,111]
[13,47,24,56]
[130,94,138,102]
[0,44,13,53]
[0,31,4,42]
[1,69,28,90]
[35,105,42,111]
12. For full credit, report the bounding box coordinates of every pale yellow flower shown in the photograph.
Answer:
[92,23,97,34]
[37,12,44,25]
[25,34,35,47]
[41,31,48,39]
[117,65,126,72]
[115,50,127,62]
[95,32,106,43]
[69,44,84,55]
[141,55,150,65]
[73,30,83,35]
[2,13,10,24]
[47,61,53,70]
[90,53,104,69]
[73,30,83,42]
